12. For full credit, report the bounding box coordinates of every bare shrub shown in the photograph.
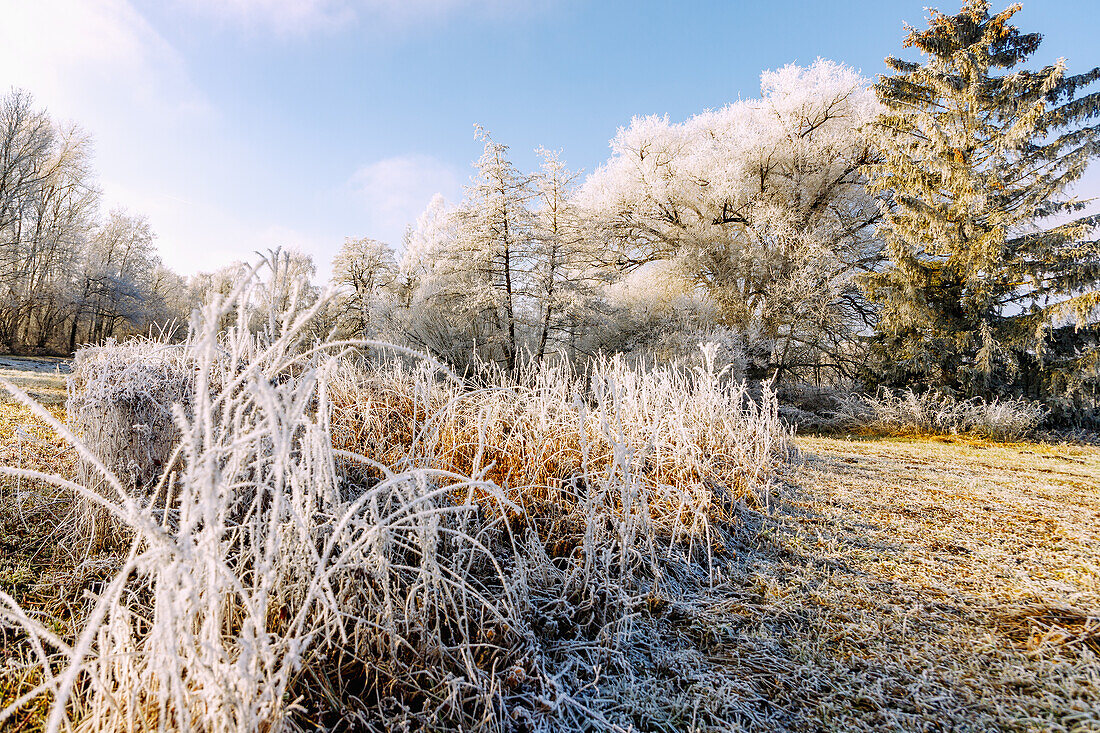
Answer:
[776,382,847,431]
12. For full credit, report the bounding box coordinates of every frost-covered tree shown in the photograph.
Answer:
[581,60,883,380]
[382,195,471,362]
[0,90,100,349]
[13,126,97,347]
[441,127,535,371]
[186,250,319,339]
[72,210,162,348]
[144,264,189,337]
[396,193,452,307]
[595,262,743,367]
[385,143,614,370]
[0,89,185,351]
[254,248,318,335]
[529,148,605,364]
[188,262,248,306]
[332,237,396,337]
[864,0,1100,401]
[188,261,250,332]
[0,90,55,236]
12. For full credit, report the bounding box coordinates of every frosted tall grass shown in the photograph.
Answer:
[328,343,787,576]
[63,339,193,551]
[0,259,790,731]
[831,388,1049,441]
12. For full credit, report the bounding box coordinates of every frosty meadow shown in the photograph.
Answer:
[1,0,1099,731]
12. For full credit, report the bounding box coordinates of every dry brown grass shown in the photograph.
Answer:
[326,359,787,551]
[664,434,1100,731]
[0,391,80,733]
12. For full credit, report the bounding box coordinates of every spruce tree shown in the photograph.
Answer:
[864,0,1100,403]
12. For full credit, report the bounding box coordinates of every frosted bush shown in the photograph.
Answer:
[329,341,789,570]
[0,256,791,731]
[64,339,193,549]
[830,389,1049,441]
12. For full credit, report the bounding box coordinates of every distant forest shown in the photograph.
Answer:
[2,1,1098,417]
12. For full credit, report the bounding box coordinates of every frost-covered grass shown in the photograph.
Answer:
[0,359,68,407]
[0,261,791,732]
[327,346,786,547]
[2,345,1098,730]
[774,436,1100,731]
[832,389,1049,440]
[783,386,1050,441]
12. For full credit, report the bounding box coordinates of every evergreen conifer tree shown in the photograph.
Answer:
[865,0,1100,404]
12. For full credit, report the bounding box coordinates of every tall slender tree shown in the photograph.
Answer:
[446,127,534,371]
[864,0,1100,401]
[530,147,604,365]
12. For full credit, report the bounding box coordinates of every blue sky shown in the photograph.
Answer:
[1,0,1097,276]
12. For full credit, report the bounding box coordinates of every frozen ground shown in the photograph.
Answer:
[0,355,69,405]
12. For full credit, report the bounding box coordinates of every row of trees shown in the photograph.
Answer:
[3,0,1097,416]
[0,90,186,352]
[322,61,886,379]
[318,0,1100,416]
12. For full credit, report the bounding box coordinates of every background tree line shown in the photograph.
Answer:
[3,0,1098,420]
[0,90,186,352]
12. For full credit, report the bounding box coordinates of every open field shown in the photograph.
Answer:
[1,345,1096,732]
[757,436,1100,730]
[530,434,1100,731]
[0,357,69,407]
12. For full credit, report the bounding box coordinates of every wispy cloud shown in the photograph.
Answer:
[176,0,555,35]
[178,0,354,33]
[350,154,462,245]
